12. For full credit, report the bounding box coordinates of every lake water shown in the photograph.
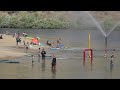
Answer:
[0,28,120,79]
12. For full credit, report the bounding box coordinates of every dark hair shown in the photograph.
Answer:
[113,49,115,51]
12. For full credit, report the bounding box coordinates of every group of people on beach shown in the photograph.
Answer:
[13,31,57,70]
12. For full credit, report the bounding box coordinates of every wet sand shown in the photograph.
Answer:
[0,34,49,60]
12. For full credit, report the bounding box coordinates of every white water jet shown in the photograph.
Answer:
[106,22,120,36]
[85,11,107,37]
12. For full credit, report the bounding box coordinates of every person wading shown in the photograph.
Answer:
[38,48,41,62]
[41,48,46,61]
[51,55,56,70]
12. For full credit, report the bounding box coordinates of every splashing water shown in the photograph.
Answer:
[85,11,120,53]
[67,11,120,51]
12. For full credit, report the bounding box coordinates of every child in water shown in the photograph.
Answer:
[110,49,115,65]
[51,55,56,70]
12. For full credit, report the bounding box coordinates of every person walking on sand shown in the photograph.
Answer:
[51,55,56,70]
[41,48,46,61]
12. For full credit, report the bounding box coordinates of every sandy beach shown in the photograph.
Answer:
[0,34,49,60]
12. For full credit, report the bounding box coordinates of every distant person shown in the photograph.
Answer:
[19,38,21,44]
[13,33,17,37]
[57,38,61,44]
[110,54,114,66]
[23,32,25,37]
[38,48,41,53]
[16,37,20,45]
[111,49,115,59]
[31,55,34,64]
[41,48,46,61]
[56,38,62,48]
[24,33,27,37]
[112,49,115,54]
[0,35,3,39]
[110,50,115,65]
[113,49,115,51]
[46,40,52,47]
[23,32,27,37]
[25,42,29,53]
[57,40,60,44]
[104,53,107,58]
[38,48,41,62]
[23,40,26,46]
[51,55,56,70]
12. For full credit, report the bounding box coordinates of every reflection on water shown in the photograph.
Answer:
[51,69,56,79]
[110,63,113,73]
[32,63,34,69]
[90,63,93,72]
[110,63,114,79]
[41,61,45,72]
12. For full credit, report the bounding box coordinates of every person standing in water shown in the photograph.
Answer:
[38,48,41,62]
[104,52,107,58]
[31,55,34,64]
[41,48,46,61]
[25,42,29,53]
[51,55,56,70]
[110,49,115,65]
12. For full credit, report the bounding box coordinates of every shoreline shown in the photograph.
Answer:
[0,34,50,60]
